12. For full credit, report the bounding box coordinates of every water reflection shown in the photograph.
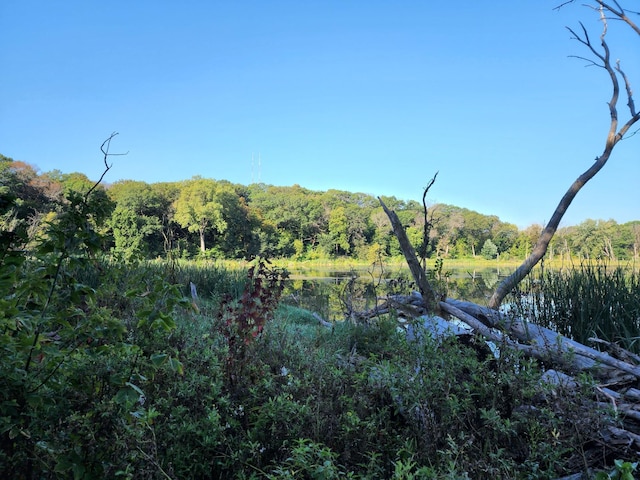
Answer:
[281,267,514,321]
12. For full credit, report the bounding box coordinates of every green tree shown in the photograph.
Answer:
[108,180,162,214]
[328,205,350,255]
[0,156,21,228]
[293,238,305,259]
[491,222,519,255]
[451,238,468,258]
[109,205,161,259]
[509,224,542,260]
[567,219,622,261]
[344,203,374,256]
[247,184,325,256]
[0,158,53,222]
[217,184,261,259]
[406,225,424,252]
[150,181,182,254]
[461,211,498,257]
[618,221,640,261]
[174,178,226,253]
[481,239,499,259]
[108,180,164,258]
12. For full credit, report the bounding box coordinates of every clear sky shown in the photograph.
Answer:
[1,1,638,229]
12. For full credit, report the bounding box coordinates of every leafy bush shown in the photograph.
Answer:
[0,180,188,478]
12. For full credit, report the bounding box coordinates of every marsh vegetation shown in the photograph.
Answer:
[2,223,639,478]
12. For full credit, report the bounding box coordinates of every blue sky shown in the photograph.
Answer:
[1,1,638,228]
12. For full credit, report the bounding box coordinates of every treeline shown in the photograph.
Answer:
[2,155,639,262]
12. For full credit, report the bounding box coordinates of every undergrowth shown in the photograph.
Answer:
[0,173,627,477]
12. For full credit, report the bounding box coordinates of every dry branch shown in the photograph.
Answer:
[488,2,640,309]
[378,197,438,312]
[369,2,640,467]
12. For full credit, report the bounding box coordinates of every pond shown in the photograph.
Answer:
[280,265,516,321]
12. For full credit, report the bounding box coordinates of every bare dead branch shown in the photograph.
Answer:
[555,1,640,35]
[616,60,637,117]
[553,0,576,12]
[566,23,607,66]
[419,172,438,267]
[599,0,640,35]
[625,126,640,139]
[488,1,639,309]
[84,132,128,202]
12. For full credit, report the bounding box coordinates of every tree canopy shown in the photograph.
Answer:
[1,156,637,262]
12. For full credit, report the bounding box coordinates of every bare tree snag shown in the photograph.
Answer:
[378,197,438,313]
[85,132,127,201]
[488,1,640,309]
[418,172,438,268]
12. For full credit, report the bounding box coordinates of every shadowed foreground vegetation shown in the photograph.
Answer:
[3,229,640,478]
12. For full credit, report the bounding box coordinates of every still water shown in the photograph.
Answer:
[280,266,515,321]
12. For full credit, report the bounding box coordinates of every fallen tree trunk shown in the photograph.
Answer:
[368,291,640,383]
[371,194,640,464]
[376,196,640,381]
[444,298,640,379]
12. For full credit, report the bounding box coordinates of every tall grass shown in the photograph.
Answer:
[161,259,248,300]
[510,262,640,353]
[70,257,247,316]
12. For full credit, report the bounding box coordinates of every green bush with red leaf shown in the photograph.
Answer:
[218,258,288,379]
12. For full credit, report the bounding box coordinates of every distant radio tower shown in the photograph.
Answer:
[251,152,261,184]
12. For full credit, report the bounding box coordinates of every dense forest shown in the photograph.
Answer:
[2,154,639,263]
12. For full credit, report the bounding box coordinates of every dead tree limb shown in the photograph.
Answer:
[443,297,640,377]
[84,132,127,202]
[378,197,438,313]
[488,3,640,309]
[418,172,438,268]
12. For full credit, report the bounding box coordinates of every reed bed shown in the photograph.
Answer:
[510,262,640,353]
[70,257,248,309]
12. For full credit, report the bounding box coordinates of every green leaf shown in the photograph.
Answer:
[150,352,168,367]
[125,381,145,396]
[158,313,176,331]
[114,382,145,406]
[168,356,184,376]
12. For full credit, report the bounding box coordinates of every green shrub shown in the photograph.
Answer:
[0,182,190,478]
